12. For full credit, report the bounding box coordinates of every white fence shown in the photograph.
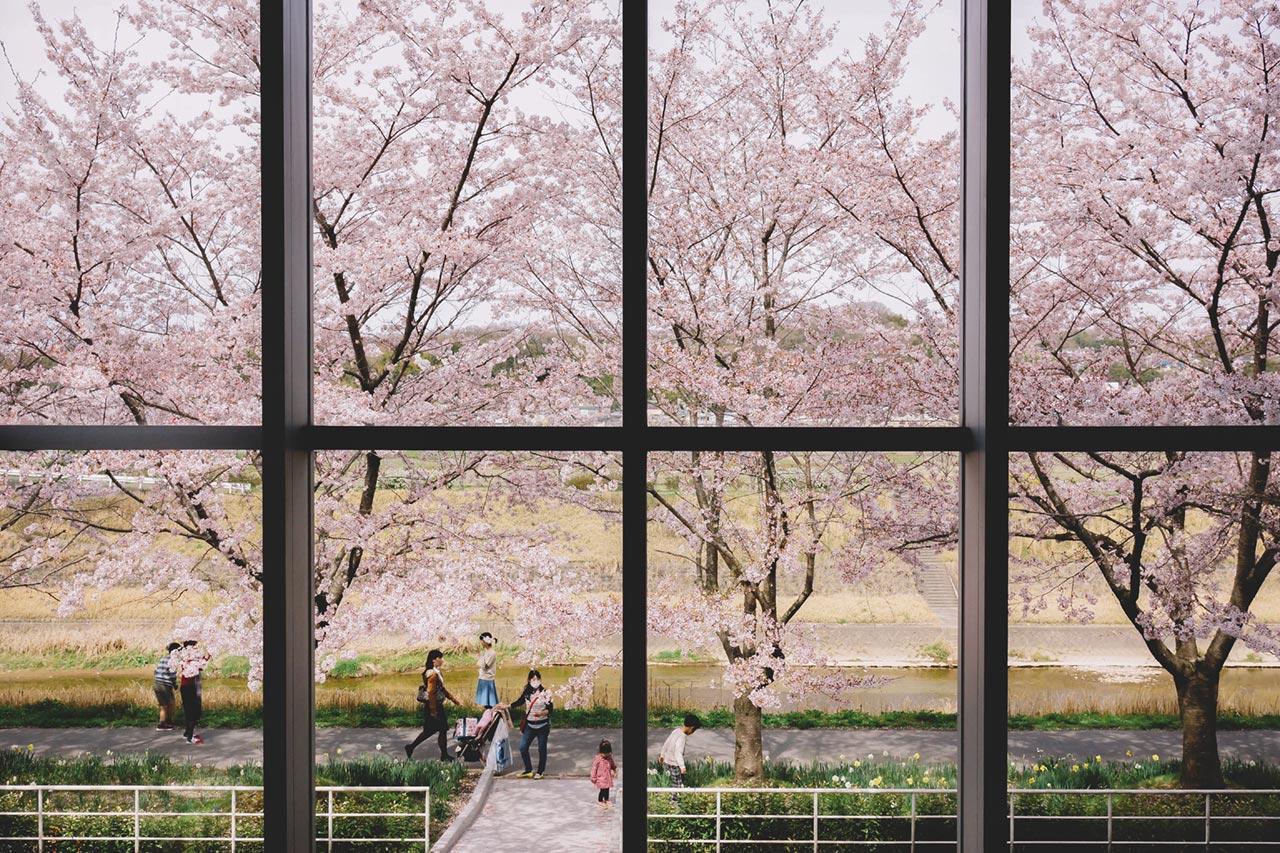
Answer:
[647,787,1280,850]
[0,784,430,851]
[1,470,253,494]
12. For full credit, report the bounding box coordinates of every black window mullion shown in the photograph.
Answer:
[621,0,648,848]
[261,0,315,848]
[959,0,1010,851]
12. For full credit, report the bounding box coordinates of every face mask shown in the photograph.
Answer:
[530,680,541,689]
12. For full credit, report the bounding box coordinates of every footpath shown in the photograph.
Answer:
[5,726,1280,768]
[449,778,623,853]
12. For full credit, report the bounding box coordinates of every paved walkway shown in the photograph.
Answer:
[5,727,1279,768]
[451,778,623,853]
[0,727,624,771]
[654,728,1280,767]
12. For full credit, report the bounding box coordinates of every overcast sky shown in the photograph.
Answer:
[2,0,1043,121]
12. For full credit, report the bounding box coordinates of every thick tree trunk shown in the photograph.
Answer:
[733,694,765,784]
[1174,668,1225,789]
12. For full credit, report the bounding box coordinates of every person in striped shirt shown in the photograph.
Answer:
[152,642,181,730]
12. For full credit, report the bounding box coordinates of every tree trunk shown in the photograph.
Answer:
[733,695,765,784]
[1174,668,1225,789]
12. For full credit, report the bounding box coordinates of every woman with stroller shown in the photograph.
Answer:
[499,669,553,778]
[405,649,460,761]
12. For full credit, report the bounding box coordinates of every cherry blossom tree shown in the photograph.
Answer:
[1010,451,1279,788]
[1011,0,1280,425]
[647,0,959,428]
[648,450,956,783]
[0,449,622,697]
[0,0,624,696]
[1010,0,1280,787]
[644,0,960,782]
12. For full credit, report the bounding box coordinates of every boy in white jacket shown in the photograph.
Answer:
[657,713,701,804]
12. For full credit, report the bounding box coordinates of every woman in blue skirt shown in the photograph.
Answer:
[475,632,499,709]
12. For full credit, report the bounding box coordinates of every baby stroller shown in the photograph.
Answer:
[455,707,506,763]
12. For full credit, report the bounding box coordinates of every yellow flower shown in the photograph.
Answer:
[853,760,861,767]
[1095,755,1102,763]
[912,752,920,760]
[1125,750,1133,757]
[870,776,882,787]
[906,777,914,785]
[1071,764,1079,772]
[1082,762,1089,769]
[1028,777,1035,784]
[1151,754,1159,761]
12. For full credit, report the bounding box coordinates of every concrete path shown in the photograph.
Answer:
[0,727,624,772]
[648,728,1280,768]
[4,727,1279,770]
[450,778,623,853]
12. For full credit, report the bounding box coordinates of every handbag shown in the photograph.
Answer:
[415,684,428,704]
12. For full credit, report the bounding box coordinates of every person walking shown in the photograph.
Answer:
[176,640,210,744]
[152,642,180,730]
[501,669,553,779]
[658,713,700,804]
[405,649,460,761]
[475,632,498,710]
[591,738,618,808]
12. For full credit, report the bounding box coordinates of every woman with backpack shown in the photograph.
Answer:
[500,669,553,778]
[405,649,460,761]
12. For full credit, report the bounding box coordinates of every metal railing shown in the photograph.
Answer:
[0,784,431,851]
[647,787,1280,850]
[1008,788,1280,850]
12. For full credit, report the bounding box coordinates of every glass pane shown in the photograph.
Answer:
[311,449,623,847]
[1011,3,1280,425]
[647,0,961,427]
[1009,450,1280,849]
[0,2,261,426]
[0,450,265,849]
[647,450,959,851]
[311,1,623,426]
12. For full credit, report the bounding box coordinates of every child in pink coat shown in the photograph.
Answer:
[590,738,618,808]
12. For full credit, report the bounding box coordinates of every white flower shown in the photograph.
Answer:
[376,744,383,751]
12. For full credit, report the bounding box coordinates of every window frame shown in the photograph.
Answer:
[7,1,1280,851]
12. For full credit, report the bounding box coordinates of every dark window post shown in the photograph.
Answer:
[622,0,648,848]
[960,0,1010,850]
[261,0,315,848]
